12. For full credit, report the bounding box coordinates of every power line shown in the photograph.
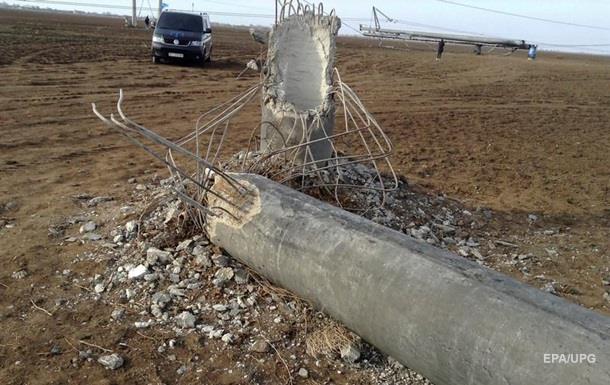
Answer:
[536,42,610,47]
[385,17,486,36]
[13,0,275,17]
[433,0,610,32]
[12,0,368,22]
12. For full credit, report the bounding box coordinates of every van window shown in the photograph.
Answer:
[158,13,203,32]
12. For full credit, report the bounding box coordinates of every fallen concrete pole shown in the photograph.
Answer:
[206,173,610,385]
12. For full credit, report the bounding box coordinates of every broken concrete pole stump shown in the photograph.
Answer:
[261,9,341,166]
[206,173,610,385]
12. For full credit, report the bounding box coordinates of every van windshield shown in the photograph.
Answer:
[158,13,203,32]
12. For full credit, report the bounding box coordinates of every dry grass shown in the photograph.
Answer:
[305,322,359,359]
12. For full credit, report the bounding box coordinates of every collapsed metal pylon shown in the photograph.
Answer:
[92,0,399,230]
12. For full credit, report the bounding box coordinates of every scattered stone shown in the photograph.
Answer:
[125,220,138,234]
[340,344,361,363]
[87,196,113,207]
[176,239,193,252]
[125,288,136,300]
[495,240,519,248]
[168,287,185,297]
[175,311,197,328]
[79,350,92,360]
[83,233,102,241]
[298,368,309,378]
[210,329,224,339]
[471,248,484,260]
[11,270,28,279]
[545,248,558,257]
[94,283,105,293]
[221,333,234,344]
[98,354,124,370]
[192,245,209,256]
[48,225,65,238]
[434,223,456,234]
[234,268,249,284]
[212,304,228,312]
[134,320,152,329]
[111,308,125,320]
[50,345,62,356]
[146,247,171,265]
[543,282,557,295]
[250,339,269,353]
[128,264,148,280]
[3,201,17,212]
[194,254,212,267]
[211,254,230,267]
[78,221,97,234]
[215,267,234,282]
[112,232,124,243]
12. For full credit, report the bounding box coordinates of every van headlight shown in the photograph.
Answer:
[152,35,164,43]
[190,40,203,46]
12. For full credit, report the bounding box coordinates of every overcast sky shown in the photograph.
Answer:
[6,0,610,54]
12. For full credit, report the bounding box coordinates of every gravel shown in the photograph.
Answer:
[79,221,97,234]
[298,367,309,378]
[98,353,124,370]
[127,264,148,279]
[175,311,196,329]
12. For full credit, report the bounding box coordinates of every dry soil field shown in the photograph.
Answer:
[0,8,609,385]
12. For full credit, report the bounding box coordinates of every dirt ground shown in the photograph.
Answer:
[1,8,609,385]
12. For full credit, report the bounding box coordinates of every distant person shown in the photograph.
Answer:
[144,16,150,29]
[528,45,537,60]
[436,39,445,61]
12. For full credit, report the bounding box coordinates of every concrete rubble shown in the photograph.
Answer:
[97,353,124,370]
[50,155,610,384]
[61,173,493,384]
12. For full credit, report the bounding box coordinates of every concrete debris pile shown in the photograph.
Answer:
[71,177,436,384]
[57,168,609,384]
[224,150,479,243]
